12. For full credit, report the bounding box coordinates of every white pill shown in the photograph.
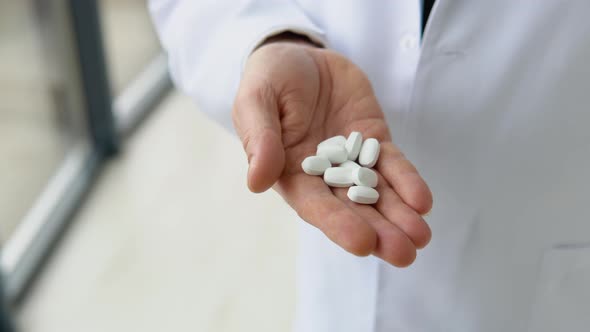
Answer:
[359,138,380,167]
[339,160,361,169]
[317,135,346,149]
[301,156,331,175]
[347,186,380,204]
[323,167,354,187]
[317,144,348,164]
[344,131,363,160]
[352,167,378,188]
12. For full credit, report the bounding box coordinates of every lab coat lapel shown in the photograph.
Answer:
[399,1,590,331]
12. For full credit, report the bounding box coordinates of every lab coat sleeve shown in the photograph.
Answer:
[149,0,326,132]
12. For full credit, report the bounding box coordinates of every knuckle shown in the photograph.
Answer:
[399,209,431,249]
[381,144,407,162]
[237,78,275,107]
[333,216,375,256]
[341,235,375,257]
[393,250,417,268]
[348,240,375,257]
[376,227,417,267]
[383,149,418,175]
[240,131,253,153]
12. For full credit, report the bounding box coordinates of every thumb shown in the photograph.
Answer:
[232,83,285,193]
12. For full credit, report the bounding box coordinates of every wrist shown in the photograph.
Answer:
[256,31,324,51]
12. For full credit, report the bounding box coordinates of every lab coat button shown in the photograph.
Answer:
[400,34,418,50]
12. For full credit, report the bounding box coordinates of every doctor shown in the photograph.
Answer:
[150,1,590,331]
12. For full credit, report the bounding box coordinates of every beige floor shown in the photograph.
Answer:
[16,91,297,332]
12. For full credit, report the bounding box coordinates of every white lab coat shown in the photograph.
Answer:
[149,1,590,331]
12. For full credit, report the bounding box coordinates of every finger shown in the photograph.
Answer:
[376,142,433,215]
[332,188,417,267]
[275,173,377,256]
[374,174,432,249]
[232,81,285,193]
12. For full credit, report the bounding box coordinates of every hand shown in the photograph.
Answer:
[232,42,433,267]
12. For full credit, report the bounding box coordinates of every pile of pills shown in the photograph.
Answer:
[301,132,380,204]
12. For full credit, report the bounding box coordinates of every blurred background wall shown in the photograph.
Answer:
[1,1,296,331]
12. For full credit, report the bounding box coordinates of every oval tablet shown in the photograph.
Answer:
[347,186,380,204]
[317,135,346,149]
[359,138,380,167]
[323,167,354,187]
[339,160,361,169]
[317,144,348,164]
[301,156,331,175]
[352,167,378,188]
[344,131,363,160]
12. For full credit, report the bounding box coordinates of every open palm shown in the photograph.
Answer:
[233,42,432,266]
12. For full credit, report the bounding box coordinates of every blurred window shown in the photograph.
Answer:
[99,0,162,94]
[0,1,79,243]
[0,0,169,304]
